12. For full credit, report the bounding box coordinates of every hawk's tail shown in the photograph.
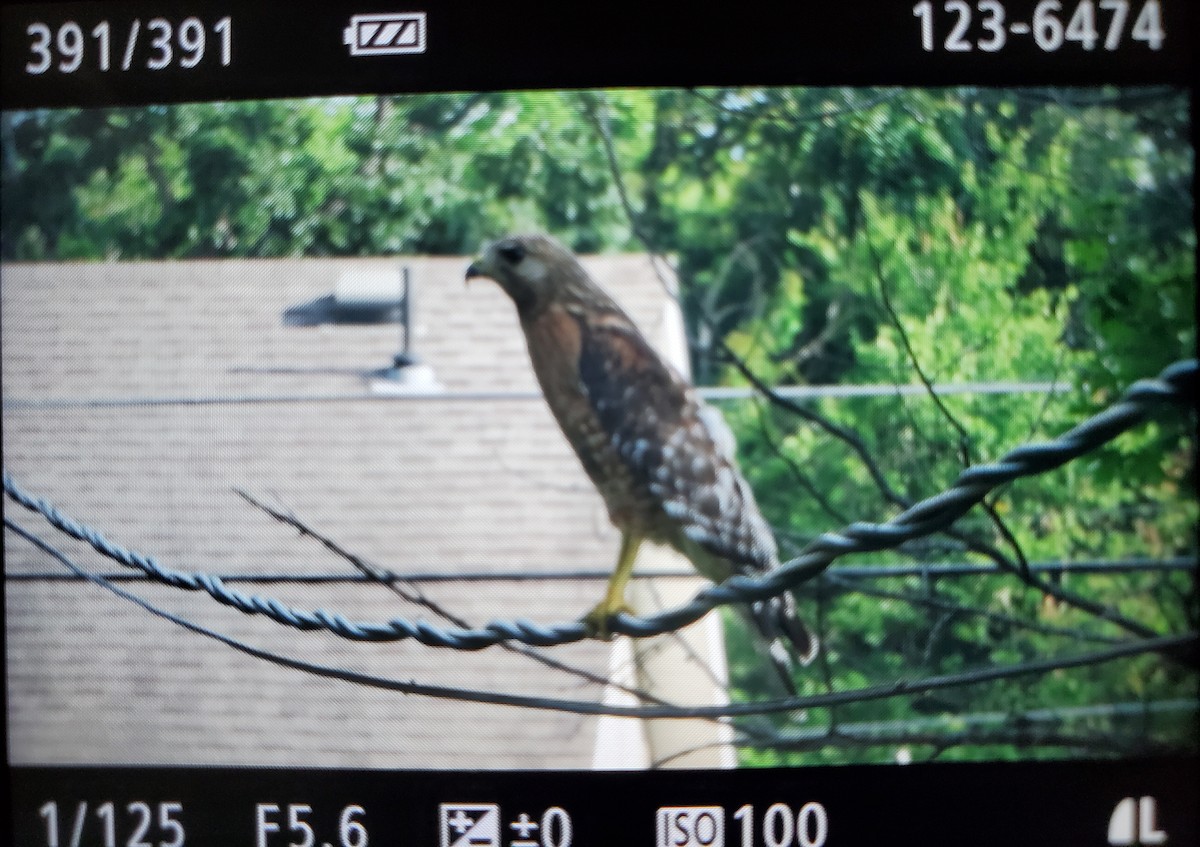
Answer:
[749,592,819,695]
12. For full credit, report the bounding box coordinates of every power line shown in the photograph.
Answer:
[4,358,1194,651]
[685,698,1200,760]
[8,514,1196,720]
[1,380,1067,412]
[802,698,1200,736]
[8,556,1192,584]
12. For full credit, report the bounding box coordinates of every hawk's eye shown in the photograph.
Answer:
[497,242,526,264]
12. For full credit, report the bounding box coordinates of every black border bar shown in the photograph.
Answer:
[10,757,1200,846]
[1,0,1195,109]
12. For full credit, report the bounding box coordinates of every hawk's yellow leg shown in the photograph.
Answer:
[583,531,642,639]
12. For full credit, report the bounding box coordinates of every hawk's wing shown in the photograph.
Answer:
[573,306,779,575]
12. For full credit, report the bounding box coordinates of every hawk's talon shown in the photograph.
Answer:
[582,601,634,640]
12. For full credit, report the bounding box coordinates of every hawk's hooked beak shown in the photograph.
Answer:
[465,258,488,284]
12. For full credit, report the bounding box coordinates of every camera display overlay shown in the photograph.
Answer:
[3,2,1196,845]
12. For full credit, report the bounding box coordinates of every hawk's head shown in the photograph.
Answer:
[466,233,600,316]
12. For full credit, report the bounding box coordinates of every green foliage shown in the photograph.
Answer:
[2,92,635,258]
[704,88,1195,764]
[2,86,1194,764]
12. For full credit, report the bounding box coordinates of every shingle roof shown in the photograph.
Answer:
[3,255,731,769]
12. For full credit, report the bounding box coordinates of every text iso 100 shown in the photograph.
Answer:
[913,0,1164,52]
[25,17,232,75]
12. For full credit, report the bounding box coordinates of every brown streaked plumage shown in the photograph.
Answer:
[467,233,818,688]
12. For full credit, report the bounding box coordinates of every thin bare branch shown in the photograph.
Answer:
[233,487,678,708]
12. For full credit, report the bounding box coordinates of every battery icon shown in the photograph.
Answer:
[343,12,427,56]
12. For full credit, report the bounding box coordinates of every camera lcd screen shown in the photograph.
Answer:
[3,3,1196,845]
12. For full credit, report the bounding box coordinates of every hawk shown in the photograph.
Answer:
[467,234,818,687]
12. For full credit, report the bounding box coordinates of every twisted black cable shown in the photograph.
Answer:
[4,359,1194,650]
[7,516,1195,719]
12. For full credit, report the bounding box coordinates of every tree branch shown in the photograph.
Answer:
[233,487,679,708]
